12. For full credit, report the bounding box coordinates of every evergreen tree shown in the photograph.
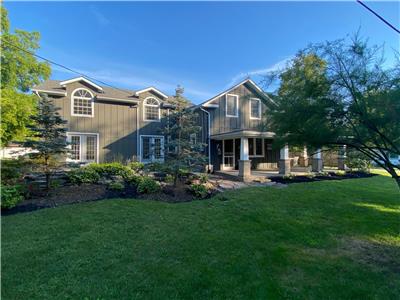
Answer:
[24,94,68,193]
[162,86,207,185]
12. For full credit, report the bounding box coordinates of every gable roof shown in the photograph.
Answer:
[32,78,169,103]
[200,78,275,107]
[135,87,168,99]
[59,77,103,91]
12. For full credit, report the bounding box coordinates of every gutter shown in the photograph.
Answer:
[199,106,211,170]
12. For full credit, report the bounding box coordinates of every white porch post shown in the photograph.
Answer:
[279,144,291,175]
[238,137,251,182]
[312,148,323,172]
[338,145,347,170]
[299,146,309,167]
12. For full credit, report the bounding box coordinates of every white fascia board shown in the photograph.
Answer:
[96,96,139,104]
[31,89,67,96]
[60,77,103,91]
[202,103,219,108]
[135,87,168,99]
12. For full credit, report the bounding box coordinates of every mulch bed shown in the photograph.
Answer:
[270,171,376,184]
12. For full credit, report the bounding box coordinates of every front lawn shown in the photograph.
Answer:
[2,176,399,299]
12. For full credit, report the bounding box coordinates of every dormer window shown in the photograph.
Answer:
[144,97,160,121]
[250,98,261,119]
[71,88,94,117]
[226,94,238,117]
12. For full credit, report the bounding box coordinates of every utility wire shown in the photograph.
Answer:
[357,0,400,34]
[1,38,133,95]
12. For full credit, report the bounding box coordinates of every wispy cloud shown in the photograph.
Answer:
[226,56,293,88]
[51,65,212,101]
[90,6,110,26]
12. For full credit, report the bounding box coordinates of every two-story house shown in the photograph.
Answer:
[32,77,172,164]
[195,78,281,181]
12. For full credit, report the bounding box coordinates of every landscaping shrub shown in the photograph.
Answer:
[190,183,208,199]
[67,167,100,184]
[128,162,144,172]
[85,163,133,179]
[1,184,25,209]
[125,173,142,185]
[198,173,208,184]
[1,158,30,185]
[107,181,125,191]
[346,151,372,172]
[137,177,160,194]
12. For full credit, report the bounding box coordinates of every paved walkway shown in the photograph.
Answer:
[208,175,287,191]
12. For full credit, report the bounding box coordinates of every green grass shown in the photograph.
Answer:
[2,176,400,299]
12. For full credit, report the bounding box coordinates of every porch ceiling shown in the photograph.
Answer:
[211,130,275,140]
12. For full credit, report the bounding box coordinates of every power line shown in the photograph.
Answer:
[1,38,133,95]
[357,0,400,34]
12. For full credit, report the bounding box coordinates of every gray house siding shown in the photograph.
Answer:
[208,83,268,136]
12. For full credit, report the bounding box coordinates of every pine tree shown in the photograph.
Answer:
[24,94,68,193]
[163,86,207,185]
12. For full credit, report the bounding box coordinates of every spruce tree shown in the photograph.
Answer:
[163,86,207,185]
[24,94,68,192]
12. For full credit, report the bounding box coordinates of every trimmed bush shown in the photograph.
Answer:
[137,177,160,194]
[190,183,208,199]
[67,167,100,184]
[108,181,125,191]
[1,184,24,209]
[1,158,30,185]
[129,162,144,172]
[86,163,133,179]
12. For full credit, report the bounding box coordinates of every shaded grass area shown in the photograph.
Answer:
[2,176,399,299]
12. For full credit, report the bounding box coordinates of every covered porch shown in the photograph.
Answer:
[210,130,346,182]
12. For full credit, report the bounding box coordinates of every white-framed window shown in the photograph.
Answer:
[248,138,264,157]
[143,97,160,121]
[190,133,197,145]
[140,135,164,163]
[226,94,238,117]
[250,98,261,120]
[67,132,99,163]
[71,88,94,117]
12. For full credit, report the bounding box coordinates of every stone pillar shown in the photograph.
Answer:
[312,148,323,172]
[298,146,309,167]
[279,144,291,175]
[238,137,251,182]
[338,145,347,170]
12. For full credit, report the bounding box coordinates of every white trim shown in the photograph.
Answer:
[140,135,165,163]
[203,103,219,108]
[225,94,239,118]
[249,98,261,120]
[31,89,67,96]
[66,132,100,163]
[135,87,168,99]
[248,137,264,158]
[143,97,161,122]
[71,88,95,118]
[60,77,103,91]
[211,130,275,140]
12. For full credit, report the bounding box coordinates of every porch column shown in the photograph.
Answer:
[238,137,251,182]
[279,144,291,175]
[298,146,309,167]
[338,145,347,170]
[312,148,323,172]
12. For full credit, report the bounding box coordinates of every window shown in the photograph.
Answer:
[144,97,160,121]
[67,133,98,163]
[190,133,197,145]
[226,94,238,117]
[140,136,164,162]
[250,98,261,119]
[71,88,94,117]
[248,138,263,157]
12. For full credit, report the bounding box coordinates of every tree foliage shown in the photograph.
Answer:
[162,86,207,185]
[24,95,68,193]
[0,6,51,146]
[265,34,400,188]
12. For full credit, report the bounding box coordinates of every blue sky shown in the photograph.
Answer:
[5,1,400,103]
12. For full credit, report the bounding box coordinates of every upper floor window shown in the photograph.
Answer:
[71,88,94,117]
[250,98,261,119]
[226,94,238,117]
[144,97,160,121]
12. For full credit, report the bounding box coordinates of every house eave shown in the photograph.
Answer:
[211,130,276,140]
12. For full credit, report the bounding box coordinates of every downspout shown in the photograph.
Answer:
[137,104,140,162]
[200,106,211,171]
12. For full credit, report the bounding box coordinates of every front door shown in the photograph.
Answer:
[223,139,234,170]
[140,135,164,163]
